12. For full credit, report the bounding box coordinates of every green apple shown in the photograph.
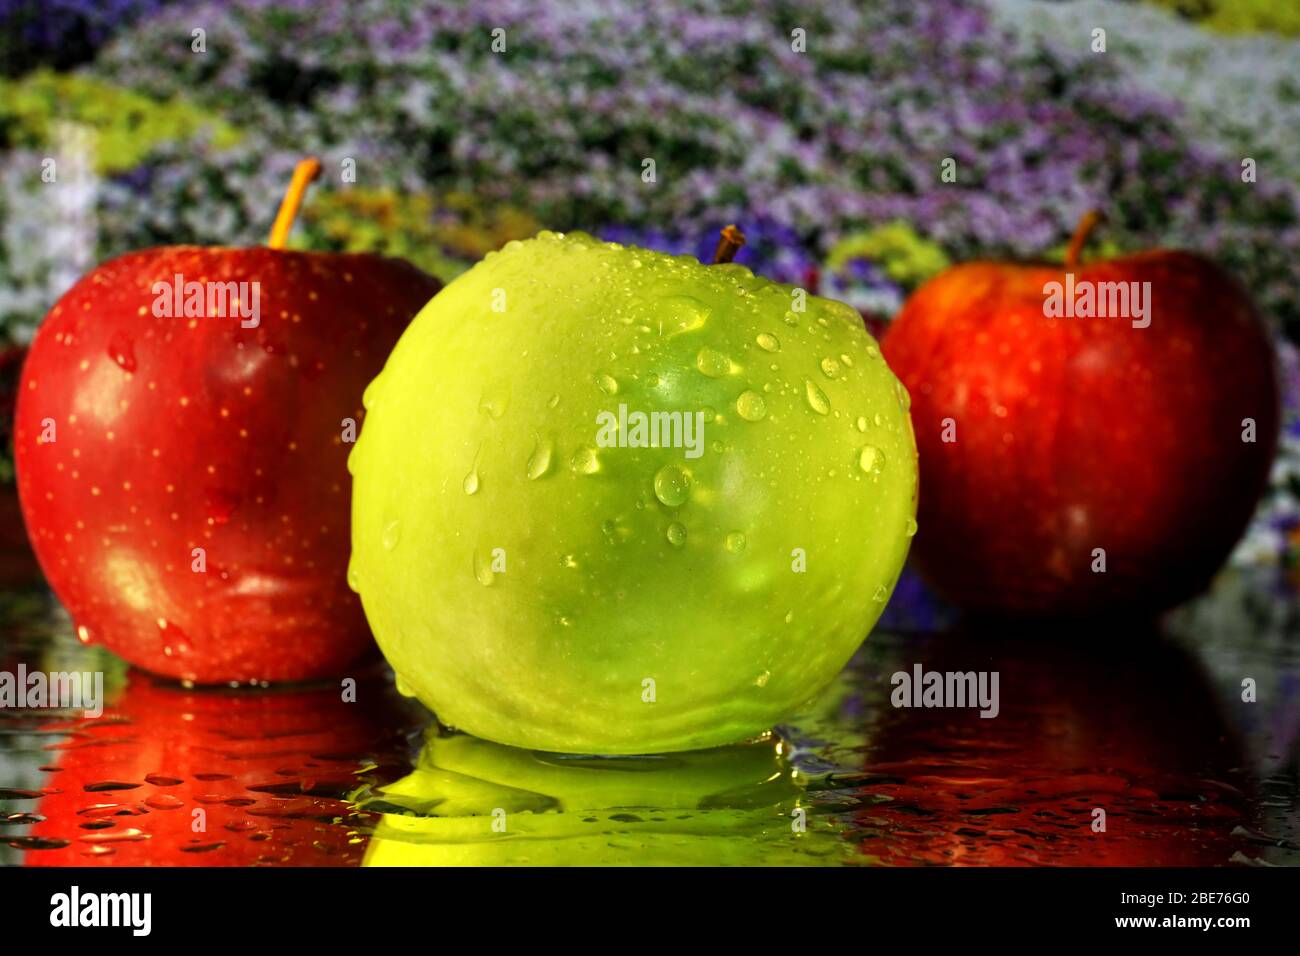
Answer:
[360,728,858,866]
[349,230,917,754]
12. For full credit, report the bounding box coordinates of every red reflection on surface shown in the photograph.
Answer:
[855,625,1248,866]
[27,667,420,866]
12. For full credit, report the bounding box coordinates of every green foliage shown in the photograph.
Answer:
[827,222,950,287]
[299,188,541,285]
[0,70,240,174]
[1145,0,1300,35]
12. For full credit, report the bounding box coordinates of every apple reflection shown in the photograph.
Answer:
[360,728,856,866]
[24,664,419,866]
[853,622,1250,865]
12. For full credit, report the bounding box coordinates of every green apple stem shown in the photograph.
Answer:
[1064,210,1103,271]
[712,224,746,264]
[268,157,323,250]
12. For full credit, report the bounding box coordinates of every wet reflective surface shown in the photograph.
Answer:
[1,569,1298,866]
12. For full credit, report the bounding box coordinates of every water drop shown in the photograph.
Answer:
[805,380,831,415]
[820,357,841,378]
[735,390,767,422]
[570,447,601,475]
[526,437,554,480]
[858,445,884,475]
[395,675,416,698]
[905,517,918,537]
[382,520,402,550]
[872,584,889,603]
[726,532,747,554]
[666,522,687,547]
[783,310,800,326]
[856,416,868,432]
[479,388,510,419]
[653,463,692,507]
[473,549,496,587]
[695,347,732,378]
[657,295,710,337]
[346,561,361,592]
[463,468,480,495]
[595,372,619,395]
[756,332,781,352]
[107,332,136,373]
[895,379,912,411]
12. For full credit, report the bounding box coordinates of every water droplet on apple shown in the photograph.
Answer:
[653,463,691,507]
[479,388,510,419]
[755,670,771,687]
[595,373,619,396]
[756,333,780,352]
[346,561,361,592]
[872,584,889,603]
[858,445,884,475]
[570,447,601,475]
[107,332,136,373]
[473,549,496,587]
[820,357,840,378]
[695,348,732,378]
[805,380,831,415]
[735,390,767,422]
[856,416,868,432]
[866,344,880,359]
[463,468,480,495]
[725,532,747,554]
[666,522,687,547]
[526,438,554,480]
[783,311,799,326]
[76,625,94,645]
[158,618,193,657]
[395,675,416,698]
[656,295,710,337]
[905,517,918,537]
[382,520,402,550]
[560,553,578,569]
[547,394,560,408]
[895,379,912,411]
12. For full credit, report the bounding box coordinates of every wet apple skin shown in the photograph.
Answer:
[350,231,918,753]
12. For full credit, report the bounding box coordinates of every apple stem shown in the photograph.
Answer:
[1064,210,1103,271]
[267,158,323,250]
[712,224,746,264]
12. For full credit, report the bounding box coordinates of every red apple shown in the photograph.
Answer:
[882,213,1279,617]
[14,159,440,681]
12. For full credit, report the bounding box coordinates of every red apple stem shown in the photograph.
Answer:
[712,224,746,264]
[1064,210,1104,271]
[268,158,323,250]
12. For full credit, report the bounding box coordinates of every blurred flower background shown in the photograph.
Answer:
[1,0,1298,564]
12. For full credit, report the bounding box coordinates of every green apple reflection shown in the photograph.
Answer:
[360,727,859,866]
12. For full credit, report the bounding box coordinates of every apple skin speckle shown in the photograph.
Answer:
[14,245,440,683]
